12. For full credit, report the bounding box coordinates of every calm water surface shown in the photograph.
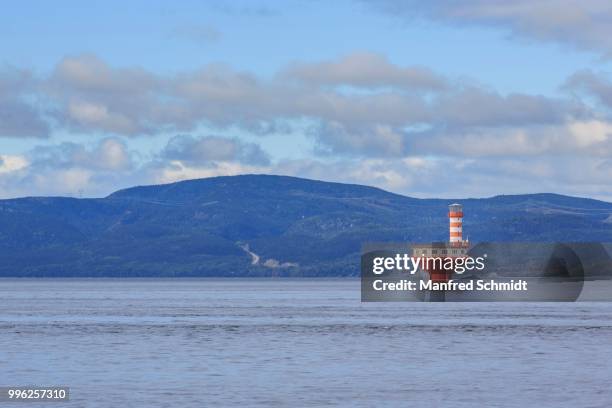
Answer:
[1,279,611,407]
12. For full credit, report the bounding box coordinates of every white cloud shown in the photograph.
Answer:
[161,135,270,165]
[0,53,611,200]
[0,138,136,198]
[568,120,612,147]
[1,54,590,146]
[1,134,611,202]
[313,121,407,156]
[33,168,91,194]
[95,138,133,170]
[152,160,269,185]
[283,52,447,90]
[564,70,612,108]
[0,155,28,174]
[363,0,612,56]
[0,68,50,138]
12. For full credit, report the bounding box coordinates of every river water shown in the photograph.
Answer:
[1,279,611,407]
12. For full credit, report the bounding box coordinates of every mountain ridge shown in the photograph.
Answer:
[1,174,611,277]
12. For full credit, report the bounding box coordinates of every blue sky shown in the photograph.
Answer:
[1,0,612,200]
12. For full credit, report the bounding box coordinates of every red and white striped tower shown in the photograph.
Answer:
[448,203,463,244]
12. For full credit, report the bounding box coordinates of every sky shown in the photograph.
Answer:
[1,0,612,200]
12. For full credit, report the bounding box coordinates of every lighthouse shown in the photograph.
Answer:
[448,203,465,245]
[411,203,470,293]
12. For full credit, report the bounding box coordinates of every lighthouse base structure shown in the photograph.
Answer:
[412,241,470,302]
[412,203,470,302]
[424,266,453,302]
